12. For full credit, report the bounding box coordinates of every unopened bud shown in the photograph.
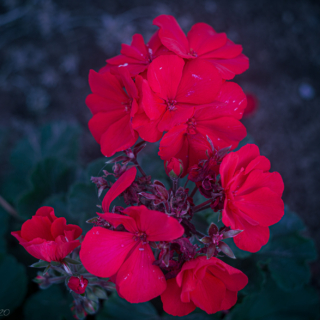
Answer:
[68,276,89,294]
[165,158,184,179]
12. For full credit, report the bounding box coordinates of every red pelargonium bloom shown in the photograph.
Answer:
[80,205,184,303]
[11,207,82,262]
[68,276,89,294]
[153,15,249,80]
[158,81,247,172]
[161,256,248,316]
[133,54,222,141]
[105,31,168,77]
[86,68,139,157]
[220,144,284,252]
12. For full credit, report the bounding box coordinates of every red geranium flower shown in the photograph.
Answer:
[133,54,222,141]
[158,81,247,172]
[220,144,284,252]
[80,205,184,303]
[161,256,248,316]
[153,15,249,79]
[104,31,168,77]
[11,207,82,262]
[86,68,139,157]
[68,276,89,294]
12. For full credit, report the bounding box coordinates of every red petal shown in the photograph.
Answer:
[158,105,194,132]
[207,258,248,292]
[153,15,189,58]
[190,272,226,314]
[102,167,137,212]
[147,55,185,100]
[97,212,138,234]
[80,227,137,277]
[220,152,239,188]
[195,114,247,150]
[88,110,124,144]
[214,82,247,119]
[116,243,166,303]
[100,115,139,157]
[120,34,148,60]
[141,79,166,120]
[220,290,237,310]
[21,216,53,242]
[161,278,196,317]
[234,187,284,227]
[35,206,56,222]
[187,23,227,56]
[208,54,249,80]
[123,206,184,241]
[159,125,188,160]
[176,59,222,105]
[88,70,128,101]
[201,40,243,59]
[233,219,270,252]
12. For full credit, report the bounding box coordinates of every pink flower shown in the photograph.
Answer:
[68,276,89,294]
[153,15,249,79]
[80,205,184,303]
[11,207,82,262]
[161,256,248,316]
[105,31,168,77]
[86,68,139,157]
[220,144,284,252]
[158,82,247,172]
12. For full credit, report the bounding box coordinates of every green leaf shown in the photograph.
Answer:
[270,206,305,237]
[97,293,159,320]
[17,157,75,218]
[0,254,27,311]
[30,260,49,268]
[228,278,320,320]
[10,122,81,173]
[258,234,317,291]
[67,182,99,232]
[24,286,73,320]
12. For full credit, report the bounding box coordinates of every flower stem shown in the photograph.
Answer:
[190,186,198,198]
[193,199,212,213]
[132,159,146,177]
[0,195,25,221]
[172,179,179,195]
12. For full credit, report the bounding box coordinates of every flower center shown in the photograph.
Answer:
[188,48,198,58]
[134,231,148,244]
[212,233,223,245]
[122,100,132,113]
[166,99,177,111]
[187,117,197,134]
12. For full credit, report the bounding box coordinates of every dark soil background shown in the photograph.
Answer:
[1,0,320,291]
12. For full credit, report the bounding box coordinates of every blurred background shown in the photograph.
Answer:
[0,0,319,319]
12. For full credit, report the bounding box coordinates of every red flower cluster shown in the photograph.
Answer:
[86,15,248,173]
[11,14,286,319]
[11,207,82,262]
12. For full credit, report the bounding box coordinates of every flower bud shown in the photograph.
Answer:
[68,276,89,294]
[165,158,184,179]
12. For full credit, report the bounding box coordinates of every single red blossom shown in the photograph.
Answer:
[165,157,184,179]
[11,207,82,262]
[158,81,247,172]
[86,68,139,157]
[161,256,248,316]
[80,205,184,303]
[68,276,89,294]
[220,144,284,252]
[134,55,222,139]
[105,31,168,77]
[153,15,249,80]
